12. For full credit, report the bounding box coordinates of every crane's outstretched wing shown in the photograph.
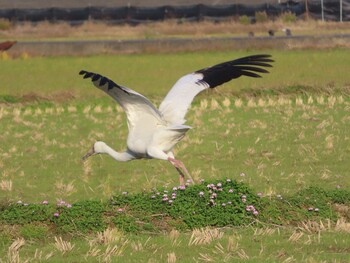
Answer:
[79,70,162,131]
[159,54,273,125]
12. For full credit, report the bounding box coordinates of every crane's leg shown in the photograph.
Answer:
[168,157,195,186]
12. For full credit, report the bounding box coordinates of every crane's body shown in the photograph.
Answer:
[80,54,273,185]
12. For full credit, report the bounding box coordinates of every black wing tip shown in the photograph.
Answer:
[79,70,88,75]
[195,54,274,88]
[79,70,96,79]
[242,54,274,63]
[79,70,120,91]
[248,54,272,58]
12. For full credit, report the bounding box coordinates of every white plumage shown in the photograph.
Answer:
[80,54,273,185]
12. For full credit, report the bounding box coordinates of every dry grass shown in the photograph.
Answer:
[169,229,180,246]
[167,252,177,263]
[253,227,277,236]
[189,227,224,246]
[55,180,77,196]
[0,179,13,191]
[7,238,26,263]
[32,249,54,261]
[288,231,304,243]
[100,242,128,262]
[2,19,350,42]
[91,228,125,245]
[54,236,75,254]
[335,217,350,233]
[130,237,151,252]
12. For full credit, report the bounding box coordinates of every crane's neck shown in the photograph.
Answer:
[101,143,134,162]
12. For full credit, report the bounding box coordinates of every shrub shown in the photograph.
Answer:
[0,18,11,30]
[238,15,251,25]
[281,12,297,23]
[255,11,269,23]
[0,52,11,61]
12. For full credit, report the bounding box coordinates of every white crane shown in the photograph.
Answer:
[80,54,273,185]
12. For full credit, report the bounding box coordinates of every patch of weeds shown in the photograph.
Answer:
[292,187,337,218]
[0,203,54,224]
[52,200,107,234]
[0,200,107,234]
[111,179,260,230]
[258,187,350,225]
[258,197,303,225]
[0,95,20,103]
[326,189,350,204]
[112,213,140,233]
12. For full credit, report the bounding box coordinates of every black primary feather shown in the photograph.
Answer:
[79,70,130,94]
[92,74,101,82]
[99,77,108,86]
[79,70,94,79]
[195,54,273,89]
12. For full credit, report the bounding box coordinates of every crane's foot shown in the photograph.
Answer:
[168,157,195,186]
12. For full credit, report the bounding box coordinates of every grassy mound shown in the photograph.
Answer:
[1,180,349,237]
[110,179,260,232]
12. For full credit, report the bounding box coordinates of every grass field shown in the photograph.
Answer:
[1,49,350,262]
[1,49,349,98]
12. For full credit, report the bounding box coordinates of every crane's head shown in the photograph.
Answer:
[82,141,106,161]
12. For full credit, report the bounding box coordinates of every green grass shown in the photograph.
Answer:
[0,49,349,98]
[1,49,350,261]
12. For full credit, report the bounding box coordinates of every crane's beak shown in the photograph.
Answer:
[82,145,96,161]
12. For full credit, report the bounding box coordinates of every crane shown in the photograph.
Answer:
[80,54,273,185]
